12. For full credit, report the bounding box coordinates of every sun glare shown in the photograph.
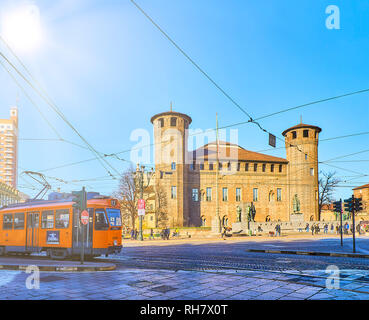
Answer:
[1,4,43,53]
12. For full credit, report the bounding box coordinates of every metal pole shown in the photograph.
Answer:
[81,223,85,265]
[340,199,343,247]
[139,167,144,241]
[352,195,356,253]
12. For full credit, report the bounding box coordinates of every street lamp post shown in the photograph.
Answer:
[136,165,153,241]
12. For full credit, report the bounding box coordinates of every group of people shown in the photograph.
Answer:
[127,227,180,240]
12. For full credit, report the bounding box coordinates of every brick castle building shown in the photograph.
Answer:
[147,109,321,228]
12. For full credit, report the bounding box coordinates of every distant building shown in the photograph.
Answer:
[0,180,20,207]
[0,107,18,188]
[353,184,369,221]
[144,109,321,228]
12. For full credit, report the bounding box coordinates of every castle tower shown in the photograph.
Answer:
[282,123,321,221]
[151,109,192,227]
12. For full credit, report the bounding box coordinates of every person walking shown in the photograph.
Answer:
[330,223,334,234]
[324,224,328,234]
[221,225,227,239]
[149,228,154,240]
[130,228,135,240]
[305,223,309,233]
[311,224,315,235]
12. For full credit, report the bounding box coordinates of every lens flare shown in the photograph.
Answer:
[1,4,43,53]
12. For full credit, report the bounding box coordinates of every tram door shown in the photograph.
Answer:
[26,212,40,252]
[72,208,93,255]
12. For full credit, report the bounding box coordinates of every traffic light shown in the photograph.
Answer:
[72,187,87,211]
[333,200,342,213]
[344,197,353,213]
[354,198,363,212]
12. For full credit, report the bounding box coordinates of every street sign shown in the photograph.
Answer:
[81,210,89,225]
[269,133,276,148]
[138,199,146,216]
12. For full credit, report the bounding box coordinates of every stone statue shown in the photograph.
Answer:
[293,194,301,213]
[250,202,256,222]
[236,206,242,222]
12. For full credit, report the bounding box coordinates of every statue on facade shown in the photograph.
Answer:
[250,202,256,222]
[236,206,242,222]
[293,194,301,213]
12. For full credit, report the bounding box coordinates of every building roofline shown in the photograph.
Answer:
[353,183,369,190]
[282,123,322,137]
[151,111,192,124]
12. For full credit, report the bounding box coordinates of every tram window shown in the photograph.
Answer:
[14,213,25,230]
[55,209,70,229]
[41,210,54,229]
[3,214,13,230]
[95,210,109,230]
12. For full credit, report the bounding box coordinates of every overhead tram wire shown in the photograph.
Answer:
[0,62,108,153]
[0,50,120,179]
[130,0,369,179]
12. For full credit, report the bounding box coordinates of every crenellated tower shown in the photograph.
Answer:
[151,109,192,226]
[283,123,321,221]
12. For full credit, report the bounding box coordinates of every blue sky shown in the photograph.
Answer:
[0,0,368,199]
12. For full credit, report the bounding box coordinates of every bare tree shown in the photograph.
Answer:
[154,182,168,228]
[114,167,137,230]
[318,171,341,220]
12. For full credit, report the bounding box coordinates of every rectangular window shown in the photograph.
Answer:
[277,188,282,201]
[200,163,204,170]
[271,164,274,172]
[222,188,228,202]
[171,186,177,199]
[262,164,266,172]
[303,130,309,138]
[253,188,258,202]
[55,209,70,229]
[41,210,54,229]
[245,163,249,171]
[254,164,258,172]
[292,131,297,139]
[159,118,164,128]
[237,163,240,171]
[3,213,13,230]
[95,209,109,230]
[206,188,212,201]
[227,162,231,171]
[310,168,314,176]
[171,162,176,170]
[218,163,223,170]
[192,189,199,202]
[14,213,25,230]
[279,165,283,173]
[209,163,214,170]
[236,188,241,202]
[170,117,177,127]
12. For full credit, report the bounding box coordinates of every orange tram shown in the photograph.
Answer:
[0,197,122,259]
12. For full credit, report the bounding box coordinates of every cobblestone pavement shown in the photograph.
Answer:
[1,237,369,300]
[1,268,369,300]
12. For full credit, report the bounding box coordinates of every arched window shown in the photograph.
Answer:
[310,215,314,221]
[265,215,271,222]
[269,191,274,202]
